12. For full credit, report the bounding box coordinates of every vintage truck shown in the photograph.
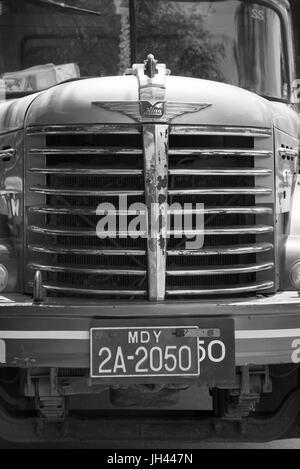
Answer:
[0,0,299,443]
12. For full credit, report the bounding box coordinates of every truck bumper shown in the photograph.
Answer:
[0,291,300,368]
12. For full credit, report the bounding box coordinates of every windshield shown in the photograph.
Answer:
[0,0,288,100]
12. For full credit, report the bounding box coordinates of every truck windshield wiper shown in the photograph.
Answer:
[30,0,102,16]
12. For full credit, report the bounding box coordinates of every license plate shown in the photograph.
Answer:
[90,326,200,378]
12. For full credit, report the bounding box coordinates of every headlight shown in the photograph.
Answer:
[290,261,300,290]
[0,264,8,292]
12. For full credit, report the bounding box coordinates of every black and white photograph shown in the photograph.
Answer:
[0,0,300,453]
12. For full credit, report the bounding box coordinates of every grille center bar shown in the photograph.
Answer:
[143,124,169,301]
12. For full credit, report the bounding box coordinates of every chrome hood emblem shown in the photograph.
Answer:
[93,100,211,122]
[93,54,212,122]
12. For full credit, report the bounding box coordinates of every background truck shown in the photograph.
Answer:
[0,0,299,443]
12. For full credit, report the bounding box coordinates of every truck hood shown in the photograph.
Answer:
[25,75,275,130]
[0,93,40,134]
[0,76,298,136]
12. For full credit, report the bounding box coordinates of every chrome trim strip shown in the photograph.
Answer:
[28,263,146,276]
[28,245,146,256]
[28,226,147,237]
[29,284,147,296]
[168,187,272,196]
[27,125,271,138]
[29,207,146,215]
[169,126,272,137]
[29,167,270,177]
[168,207,273,215]
[166,281,275,296]
[29,225,273,237]
[167,262,274,276]
[143,124,169,301]
[29,206,272,216]
[167,243,273,256]
[29,187,144,196]
[169,168,272,176]
[29,148,143,156]
[168,149,272,157]
[168,225,273,236]
[29,168,143,176]
[28,226,98,236]
[26,125,142,135]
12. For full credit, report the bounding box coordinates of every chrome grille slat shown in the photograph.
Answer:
[168,242,273,256]
[28,283,147,297]
[29,147,143,155]
[28,263,146,276]
[30,167,270,177]
[168,187,272,195]
[166,281,275,296]
[28,226,147,237]
[28,245,146,256]
[29,206,272,215]
[26,124,141,135]
[169,126,272,137]
[29,207,146,215]
[168,207,272,215]
[168,225,273,236]
[29,168,144,176]
[169,168,271,176]
[29,187,144,196]
[29,225,273,236]
[167,262,274,276]
[168,149,272,157]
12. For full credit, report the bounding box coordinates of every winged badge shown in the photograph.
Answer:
[92,100,212,122]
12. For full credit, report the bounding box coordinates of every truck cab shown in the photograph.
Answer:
[0,0,299,443]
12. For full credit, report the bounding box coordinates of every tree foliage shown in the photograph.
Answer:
[135,0,225,81]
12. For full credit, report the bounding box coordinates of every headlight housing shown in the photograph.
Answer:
[290,261,300,290]
[0,264,8,292]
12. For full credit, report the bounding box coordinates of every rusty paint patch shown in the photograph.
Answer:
[158,194,166,205]
[157,175,168,190]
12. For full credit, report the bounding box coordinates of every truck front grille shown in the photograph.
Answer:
[25,125,148,298]
[165,128,275,297]
[25,124,275,300]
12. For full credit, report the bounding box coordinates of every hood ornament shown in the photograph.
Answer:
[144,53,158,79]
[93,54,212,122]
